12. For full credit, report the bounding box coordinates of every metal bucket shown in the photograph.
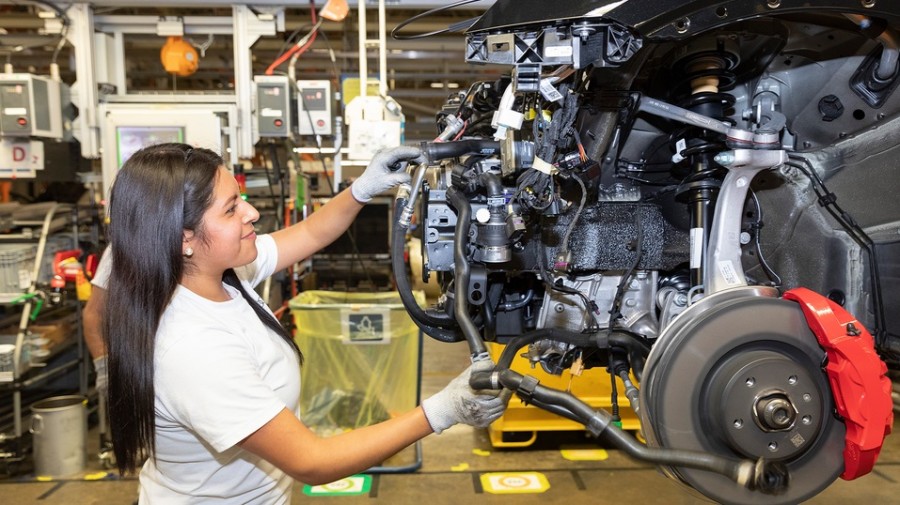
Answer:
[30,395,87,477]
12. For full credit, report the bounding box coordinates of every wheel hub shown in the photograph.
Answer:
[707,349,825,462]
[755,394,796,432]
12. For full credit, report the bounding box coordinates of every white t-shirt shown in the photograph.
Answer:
[138,235,301,504]
[91,246,111,289]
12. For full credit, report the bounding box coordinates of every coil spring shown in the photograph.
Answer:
[671,47,740,178]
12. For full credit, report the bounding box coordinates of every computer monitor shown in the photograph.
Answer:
[100,104,230,198]
[116,126,185,168]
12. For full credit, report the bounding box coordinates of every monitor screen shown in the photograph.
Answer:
[116,126,185,168]
[320,202,391,255]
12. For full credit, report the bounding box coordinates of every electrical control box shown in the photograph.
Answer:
[254,75,296,138]
[296,80,332,136]
[0,74,64,139]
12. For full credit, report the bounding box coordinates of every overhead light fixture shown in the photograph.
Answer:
[160,37,199,77]
[320,0,349,22]
[430,82,460,89]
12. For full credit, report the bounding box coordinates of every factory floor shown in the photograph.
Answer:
[2,333,900,504]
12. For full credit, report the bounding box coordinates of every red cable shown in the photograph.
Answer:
[265,1,318,75]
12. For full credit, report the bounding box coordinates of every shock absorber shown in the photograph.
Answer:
[671,38,740,288]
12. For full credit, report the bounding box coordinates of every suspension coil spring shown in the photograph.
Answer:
[670,39,741,181]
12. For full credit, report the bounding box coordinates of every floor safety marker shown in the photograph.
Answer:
[302,474,372,496]
[480,471,550,494]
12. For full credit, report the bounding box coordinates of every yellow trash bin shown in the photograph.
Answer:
[289,290,425,437]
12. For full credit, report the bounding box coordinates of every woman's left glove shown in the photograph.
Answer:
[421,357,511,434]
[350,145,426,203]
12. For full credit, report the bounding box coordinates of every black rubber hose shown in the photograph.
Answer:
[473,368,777,491]
[499,289,534,311]
[495,329,594,370]
[494,328,649,379]
[391,198,463,342]
[479,171,504,197]
[421,139,501,161]
[608,332,649,382]
[447,187,488,356]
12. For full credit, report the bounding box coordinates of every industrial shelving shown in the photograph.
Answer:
[0,203,88,474]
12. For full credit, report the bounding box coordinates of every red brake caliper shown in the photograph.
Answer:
[784,287,894,479]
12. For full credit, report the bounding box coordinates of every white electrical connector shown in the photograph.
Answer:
[492,85,524,141]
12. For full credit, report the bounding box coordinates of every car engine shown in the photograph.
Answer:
[389,1,898,503]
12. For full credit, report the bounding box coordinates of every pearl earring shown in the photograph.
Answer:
[184,247,194,258]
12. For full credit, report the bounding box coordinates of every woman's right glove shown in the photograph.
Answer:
[421,357,511,434]
[350,145,425,203]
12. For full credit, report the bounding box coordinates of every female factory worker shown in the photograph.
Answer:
[104,143,506,504]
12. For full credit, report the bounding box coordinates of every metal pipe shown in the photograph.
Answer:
[358,0,367,100]
[397,163,429,228]
[378,0,388,97]
[618,370,640,415]
[845,13,900,81]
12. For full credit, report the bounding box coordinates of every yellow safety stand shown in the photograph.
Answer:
[487,341,640,448]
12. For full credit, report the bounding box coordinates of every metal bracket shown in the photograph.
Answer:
[65,3,101,159]
[232,5,282,159]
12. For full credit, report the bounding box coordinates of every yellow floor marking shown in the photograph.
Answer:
[559,446,609,461]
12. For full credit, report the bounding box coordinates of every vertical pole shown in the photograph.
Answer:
[358,2,367,100]
[378,0,388,97]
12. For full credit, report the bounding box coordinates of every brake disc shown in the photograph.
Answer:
[640,287,845,505]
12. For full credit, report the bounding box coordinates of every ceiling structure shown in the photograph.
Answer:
[0,2,506,142]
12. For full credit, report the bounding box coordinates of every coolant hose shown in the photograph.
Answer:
[422,139,501,161]
[495,328,649,379]
[447,187,488,356]
[391,198,463,342]
[495,329,594,370]
[608,331,649,383]
[471,368,788,494]
[479,171,504,196]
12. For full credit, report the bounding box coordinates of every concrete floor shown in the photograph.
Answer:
[2,333,900,504]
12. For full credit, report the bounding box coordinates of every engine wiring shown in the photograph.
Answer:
[515,83,582,211]
[559,172,588,266]
[608,204,644,333]
[536,258,601,332]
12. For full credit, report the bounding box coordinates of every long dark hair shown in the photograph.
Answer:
[105,143,300,475]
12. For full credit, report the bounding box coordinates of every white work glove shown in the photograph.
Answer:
[93,356,108,397]
[421,356,511,434]
[350,146,425,203]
